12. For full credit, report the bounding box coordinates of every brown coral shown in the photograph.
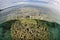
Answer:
[11,19,50,40]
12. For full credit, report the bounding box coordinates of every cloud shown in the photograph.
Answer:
[0,0,60,10]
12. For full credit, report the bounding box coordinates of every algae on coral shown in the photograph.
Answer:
[0,18,60,40]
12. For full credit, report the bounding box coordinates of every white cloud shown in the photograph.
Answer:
[0,0,60,10]
[37,0,50,2]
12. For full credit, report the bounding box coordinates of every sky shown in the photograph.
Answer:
[0,0,60,16]
[0,0,60,10]
[0,0,60,24]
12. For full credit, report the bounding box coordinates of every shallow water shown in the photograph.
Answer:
[0,19,60,40]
